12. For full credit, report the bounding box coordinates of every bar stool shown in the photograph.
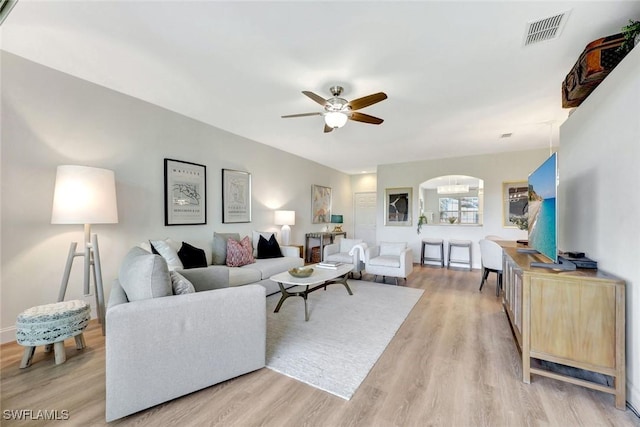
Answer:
[447,239,472,271]
[421,238,445,267]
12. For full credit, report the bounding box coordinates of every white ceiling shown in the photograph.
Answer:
[2,1,639,174]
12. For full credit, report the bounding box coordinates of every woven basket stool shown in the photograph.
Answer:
[16,300,90,368]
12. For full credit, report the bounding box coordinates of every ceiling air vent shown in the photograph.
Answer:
[523,11,569,46]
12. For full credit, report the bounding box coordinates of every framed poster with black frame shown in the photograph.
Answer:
[164,158,207,226]
[222,169,252,223]
[385,187,412,226]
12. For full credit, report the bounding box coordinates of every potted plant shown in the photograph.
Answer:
[619,19,640,53]
[416,214,427,234]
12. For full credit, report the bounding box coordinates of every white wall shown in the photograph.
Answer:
[375,149,548,268]
[0,52,351,342]
[559,47,639,411]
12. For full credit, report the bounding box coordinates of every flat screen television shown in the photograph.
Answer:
[527,152,558,263]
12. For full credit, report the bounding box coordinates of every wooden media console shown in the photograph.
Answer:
[500,246,626,410]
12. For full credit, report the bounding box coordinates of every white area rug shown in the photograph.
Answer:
[265,280,424,400]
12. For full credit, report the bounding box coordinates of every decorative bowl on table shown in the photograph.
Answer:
[288,267,313,278]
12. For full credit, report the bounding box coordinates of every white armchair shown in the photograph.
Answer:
[323,238,365,278]
[365,242,413,285]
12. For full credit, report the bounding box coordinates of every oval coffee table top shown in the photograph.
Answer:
[270,263,353,286]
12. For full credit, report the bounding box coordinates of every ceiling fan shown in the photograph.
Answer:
[281,86,387,133]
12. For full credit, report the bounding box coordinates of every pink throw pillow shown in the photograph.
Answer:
[226,236,255,267]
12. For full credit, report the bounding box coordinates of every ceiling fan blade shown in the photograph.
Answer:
[349,112,384,125]
[324,124,334,133]
[281,112,323,118]
[348,92,388,111]
[302,91,328,106]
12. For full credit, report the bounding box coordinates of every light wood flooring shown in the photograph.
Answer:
[2,266,639,426]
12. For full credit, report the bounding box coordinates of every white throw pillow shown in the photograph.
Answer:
[252,231,278,257]
[379,242,407,256]
[170,271,196,295]
[150,238,183,271]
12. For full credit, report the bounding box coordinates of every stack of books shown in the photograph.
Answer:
[316,261,343,269]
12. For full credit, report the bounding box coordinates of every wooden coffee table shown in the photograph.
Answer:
[269,263,354,321]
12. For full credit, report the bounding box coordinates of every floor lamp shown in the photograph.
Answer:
[274,210,295,246]
[51,165,118,336]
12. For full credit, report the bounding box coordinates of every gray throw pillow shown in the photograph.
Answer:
[170,271,196,295]
[212,232,240,265]
[119,247,172,301]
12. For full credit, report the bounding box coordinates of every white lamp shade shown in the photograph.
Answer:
[274,210,295,226]
[324,112,348,128]
[51,165,119,224]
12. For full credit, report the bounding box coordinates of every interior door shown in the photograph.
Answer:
[354,192,377,248]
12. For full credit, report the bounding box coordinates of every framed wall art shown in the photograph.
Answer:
[222,169,252,223]
[164,158,207,226]
[311,184,332,223]
[385,187,412,226]
[502,181,528,228]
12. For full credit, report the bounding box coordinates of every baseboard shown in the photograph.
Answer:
[1,325,16,344]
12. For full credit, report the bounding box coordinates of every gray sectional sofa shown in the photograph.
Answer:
[105,232,303,421]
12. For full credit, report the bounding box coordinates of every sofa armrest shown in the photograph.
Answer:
[400,248,414,276]
[280,245,301,258]
[323,243,339,258]
[106,284,266,421]
[365,246,380,263]
[176,265,230,291]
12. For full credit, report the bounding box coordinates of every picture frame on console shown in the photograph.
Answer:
[164,158,207,226]
[385,187,412,226]
[311,184,331,223]
[222,169,252,223]
[502,181,528,229]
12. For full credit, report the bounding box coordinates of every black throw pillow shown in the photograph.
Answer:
[177,242,208,269]
[257,234,284,259]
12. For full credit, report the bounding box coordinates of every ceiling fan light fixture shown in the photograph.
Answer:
[324,111,348,129]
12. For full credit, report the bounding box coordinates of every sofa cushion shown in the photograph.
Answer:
[177,242,208,269]
[379,242,407,256]
[339,238,363,253]
[244,256,304,280]
[119,247,172,301]
[252,231,277,257]
[368,255,401,268]
[169,271,195,295]
[150,238,183,271]
[257,234,284,259]
[229,267,262,287]
[324,252,355,264]
[176,265,230,292]
[226,236,255,267]
[212,232,240,265]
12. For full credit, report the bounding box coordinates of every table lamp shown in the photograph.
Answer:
[274,210,295,246]
[51,165,118,335]
[330,214,343,232]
